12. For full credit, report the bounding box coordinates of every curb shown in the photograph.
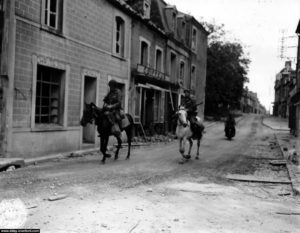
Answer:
[274,134,300,195]
[25,148,99,166]
[262,117,289,131]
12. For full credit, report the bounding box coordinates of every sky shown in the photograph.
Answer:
[166,0,300,112]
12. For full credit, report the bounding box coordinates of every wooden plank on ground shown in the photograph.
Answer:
[269,160,287,166]
[226,174,291,184]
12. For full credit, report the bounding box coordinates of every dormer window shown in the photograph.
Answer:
[191,27,197,51]
[182,21,186,40]
[143,1,150,19]
[172,12,176,32]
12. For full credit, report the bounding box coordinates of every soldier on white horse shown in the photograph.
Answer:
[176,90,204,163]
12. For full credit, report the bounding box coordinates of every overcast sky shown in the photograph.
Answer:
[166,0,300,112]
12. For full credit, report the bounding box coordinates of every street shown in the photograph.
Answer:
[0,114,299,233]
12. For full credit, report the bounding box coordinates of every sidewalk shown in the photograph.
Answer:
[0,120,219,170]
[262,116,289,131]
[263,116,300,195]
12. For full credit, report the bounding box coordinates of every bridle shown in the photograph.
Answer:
[176,108,188,127]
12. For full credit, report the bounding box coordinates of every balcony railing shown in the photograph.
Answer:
[136,64,170,82]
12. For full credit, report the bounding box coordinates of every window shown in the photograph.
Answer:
[192,27,197,51]
[191,65,196,88]
[140,40,149,66]
[181,21,186,40]
[155,48,163,72]
[115,16,125,57]
[179,61,185,84]
[172,12,176,32]
[144,1,150,19]
[42,0,63,32]
[170,52,177,81]
[35,65,64,125]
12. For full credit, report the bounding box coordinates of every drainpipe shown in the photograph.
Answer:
[126,18,132,114]
[5,0,15,157]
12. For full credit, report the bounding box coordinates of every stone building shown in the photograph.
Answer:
[240,88,266,115]
[0,0,208,158]
[273,61,296,118]
[0,0,132,157]
[126,0,208,135]
[289,19,300,135]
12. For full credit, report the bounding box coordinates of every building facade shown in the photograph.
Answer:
[273,61,296,118]
[0,0,133,157]
[290,20,300,135]
[126,0,208,135]
[240,88,266,115]
[0,0,208,158]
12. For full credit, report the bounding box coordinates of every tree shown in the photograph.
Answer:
[203,22,250,116]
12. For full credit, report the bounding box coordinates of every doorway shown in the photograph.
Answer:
[82,76,97,144]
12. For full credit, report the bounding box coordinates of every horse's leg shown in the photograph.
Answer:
[186,138,193,159]
[125,127,132,160]
[114,135,122,160]
[179,138,184,156]
[100,136,107,164]
[196,138,200,160]
[178,138,187,164]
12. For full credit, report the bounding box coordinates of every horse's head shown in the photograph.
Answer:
[176,106,188,127]
[80,103,97,126]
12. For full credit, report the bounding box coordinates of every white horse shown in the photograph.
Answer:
[176,106,204,163]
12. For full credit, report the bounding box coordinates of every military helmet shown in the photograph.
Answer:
[108,79,118,87]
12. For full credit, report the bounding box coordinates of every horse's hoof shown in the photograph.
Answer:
[184,155,191,160]
[195,156,199,160]
[101,160,105,164]
[114,157,119,160]
[105,154,112,158]
[126,157,130,160]
[178,158,187,164]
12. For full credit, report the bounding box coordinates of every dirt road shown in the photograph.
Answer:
[0,115,299,232]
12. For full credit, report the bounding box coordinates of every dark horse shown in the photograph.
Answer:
[80,102,134,164]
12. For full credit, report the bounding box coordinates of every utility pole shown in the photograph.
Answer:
[278,29,297,64]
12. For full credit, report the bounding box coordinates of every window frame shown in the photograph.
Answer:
[170,51,177,82]
[113,16,126,58]
[191,26,198,52]
[41,0,64,34]
[139,37,151,67]
[143,1,150,19]
[179,60,185,84]
[31,55,69,130]
[154,46,164,73]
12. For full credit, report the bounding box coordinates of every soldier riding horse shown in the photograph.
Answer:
[80,80,133,164]
[176,89,205,163]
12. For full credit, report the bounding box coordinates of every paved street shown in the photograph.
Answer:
[0,114,299,233]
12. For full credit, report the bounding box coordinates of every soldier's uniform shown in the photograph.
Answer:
[103,80,122,135]
[181,91,201,132]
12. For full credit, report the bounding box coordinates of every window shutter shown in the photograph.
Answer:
[134,87,141,123]
[159,91,165,123]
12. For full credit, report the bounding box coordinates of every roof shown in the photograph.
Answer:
[296,19,300,34]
